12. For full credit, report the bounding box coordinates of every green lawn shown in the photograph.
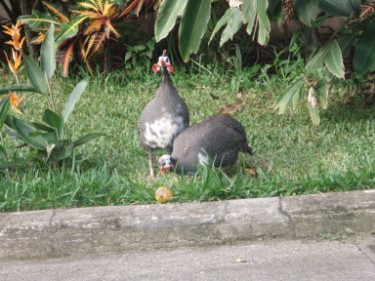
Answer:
[1,67,375,212]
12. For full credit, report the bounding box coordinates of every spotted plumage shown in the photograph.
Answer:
[138,51,189,177]
[158,114,252,175]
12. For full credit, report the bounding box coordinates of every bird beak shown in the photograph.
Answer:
[160,165,171,174]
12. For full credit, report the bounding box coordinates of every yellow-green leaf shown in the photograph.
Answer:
[24,56,49,95]
[155,0,188,42]
[179,0,212,62]
[41,23,56,80]
[324,40,344,79]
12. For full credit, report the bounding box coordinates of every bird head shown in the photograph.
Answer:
[158,154,174,174]
[152,50,174,74]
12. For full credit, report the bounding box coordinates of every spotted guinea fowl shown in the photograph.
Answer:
[158,114,252,175]
[138,50,189,177]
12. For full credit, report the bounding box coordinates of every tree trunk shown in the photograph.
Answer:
[19,0,37,58]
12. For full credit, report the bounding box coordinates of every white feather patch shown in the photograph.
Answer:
[198,152,209,165]
[144,114,184,149]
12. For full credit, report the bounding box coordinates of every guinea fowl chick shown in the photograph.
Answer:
[138,50,189,177]
[158,114,252,175]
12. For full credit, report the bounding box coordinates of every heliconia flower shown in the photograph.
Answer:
[5,36,26,51]
[2,21,25,51]
[4,49,22,76]
[9,91,24,114]
[2,21,22,39]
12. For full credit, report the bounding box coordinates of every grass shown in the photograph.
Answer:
[1,65,375,212]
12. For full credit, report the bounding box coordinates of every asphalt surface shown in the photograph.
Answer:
[1,236,375,281]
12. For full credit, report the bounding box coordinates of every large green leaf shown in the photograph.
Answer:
[61,79,88,122]
[24,56,49,95]
[220,8,243,46]
[209,9,232,44]
[74,133,104,147]
[43,109,64,140]
[275,78,305,114]
[55,16,87,46]
[0,98,10,130]
[324,40,345,79]
[155,0,188,42]
[41,23,56,80]
[257,0,270,45]
[242,0,257,35]
[315,79,329,109]
[307,103,320,125]
[19,10,60,30]
[353,19,375,77]
[5,116,47,150]
[318,0,353,17]
[295,0,319,27]
[179,0,212,62]
[0,85,36,96]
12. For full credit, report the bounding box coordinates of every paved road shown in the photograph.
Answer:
[1,236,375,281]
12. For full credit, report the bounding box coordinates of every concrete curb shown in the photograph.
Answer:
[1,189,375,260]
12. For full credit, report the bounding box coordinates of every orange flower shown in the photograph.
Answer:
[5,37,26,51]
[2,21,22,39]
[4,49,23,76]
[2,21,25,51]
[9,91,24,114]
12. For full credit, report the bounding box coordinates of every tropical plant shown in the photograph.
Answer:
[19,0,144,75]
[124,39,155,69]
[275,0,375,125]
[0,24,102,169]
[154,0,375,125]
[155,0,271,62]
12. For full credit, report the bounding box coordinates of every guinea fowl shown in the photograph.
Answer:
[138,50,189,177]
[158,114,252,175]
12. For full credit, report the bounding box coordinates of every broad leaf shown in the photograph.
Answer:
[307,103,320,125]
[5,116,47,149]
[315,80,329,109]
[275,78,305,114]
[0,85,36,96]
[242,0,257,35]
[295,0,319,27]
[318,0,353,17]
[19,10,60,30]
[209,9,232,44]
[24,56,49,95]
[353,19,375,77]
[31,122,54,133]
[220,8,243,46]
[43,109,64,140]
[179,0,212,62]
[74,133,104,147]
[55,16,87,46]
[306,47,328,70]
[41,23,56,80]
[324,40,345,78]
[257,0,270,45]
[155,0,188,42]
[0,98,10,129]
[61,79,88,122]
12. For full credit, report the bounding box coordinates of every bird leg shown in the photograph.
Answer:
[148,151,155,178]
